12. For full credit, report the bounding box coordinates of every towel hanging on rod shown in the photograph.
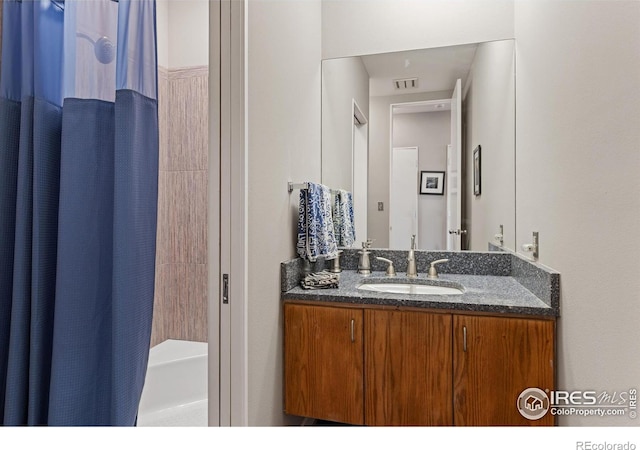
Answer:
[295,182,338,262]
[333,189,356,247]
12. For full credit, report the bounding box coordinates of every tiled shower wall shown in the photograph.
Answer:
[151,66,209,347]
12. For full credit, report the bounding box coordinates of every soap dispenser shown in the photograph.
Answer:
[328,250,343,273]
[357,240,373,276]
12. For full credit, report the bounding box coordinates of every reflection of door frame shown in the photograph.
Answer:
[352,99,368,246]
[448,78,463,251]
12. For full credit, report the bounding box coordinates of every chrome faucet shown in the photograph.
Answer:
[406,235,417,278]
[357,240,373,276]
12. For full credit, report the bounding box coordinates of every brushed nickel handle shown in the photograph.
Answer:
[350,319,355,343]
[375,257,396,277]
[463,326,467,352]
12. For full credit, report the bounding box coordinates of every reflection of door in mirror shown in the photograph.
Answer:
[390,147,418,249]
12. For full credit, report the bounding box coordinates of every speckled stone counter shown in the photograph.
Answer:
[281,249,560,317]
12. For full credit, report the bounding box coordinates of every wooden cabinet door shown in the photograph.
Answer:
[453,315,555,426]
[284,303,364,424]
[365,309,453,426]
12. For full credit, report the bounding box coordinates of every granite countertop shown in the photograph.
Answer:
[282,270,557,317]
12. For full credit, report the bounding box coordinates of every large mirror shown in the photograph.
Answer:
[321,40,515,252]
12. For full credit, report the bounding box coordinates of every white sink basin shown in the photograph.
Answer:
[357,282,464,296]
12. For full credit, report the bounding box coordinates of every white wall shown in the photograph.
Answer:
[463,39,515,251]
[514,0,640,426]
[321,56,370,191]
[247,0,322,426]
[166,0,209,69]
[393,111,450,249]
[322,0,514,59]
[156,0,169,68]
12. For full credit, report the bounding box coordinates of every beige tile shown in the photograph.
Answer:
[156,170,208,264]
[166,71,209,171]
[151,66,209,348]
[153,263,208,343]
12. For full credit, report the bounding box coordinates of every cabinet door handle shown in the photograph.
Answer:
[463,326,467,352]
[350,319,355,343]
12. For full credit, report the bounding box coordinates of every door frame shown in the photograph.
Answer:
[209,0,248,426]
[208,0,221,426]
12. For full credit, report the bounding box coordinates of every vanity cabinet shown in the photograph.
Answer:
[365,309,452,425]
[283,303,364,424]
[453,315,555,426]
[284,302,556,426]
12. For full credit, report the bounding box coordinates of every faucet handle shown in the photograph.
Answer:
[362,239,374,249]
[427,258,449,279]
[375,257,396,277]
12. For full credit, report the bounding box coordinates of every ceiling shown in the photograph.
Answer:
[361,43,478,98]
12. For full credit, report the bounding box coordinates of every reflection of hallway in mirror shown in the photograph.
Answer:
[392,101,451,250]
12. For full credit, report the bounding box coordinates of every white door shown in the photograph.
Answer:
[390,147,418,249]
[446,78,463,250]
[352,101,368,246]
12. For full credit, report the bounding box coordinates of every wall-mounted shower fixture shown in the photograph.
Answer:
[43,0,118,65]
[77,32,116,65]
[521,231,539,260]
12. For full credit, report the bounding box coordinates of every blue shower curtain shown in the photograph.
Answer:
[0,0,158,426]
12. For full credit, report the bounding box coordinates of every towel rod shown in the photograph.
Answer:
[288,182,309,193]
[288,182,343,195]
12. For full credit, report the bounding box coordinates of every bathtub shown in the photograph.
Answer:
[137,339,208,427]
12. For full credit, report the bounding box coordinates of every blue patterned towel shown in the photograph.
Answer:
[296,182,339,262]
[333,189,356,247]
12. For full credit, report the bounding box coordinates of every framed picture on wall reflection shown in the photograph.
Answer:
[473,145,481,196]
[419,171,445,195]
